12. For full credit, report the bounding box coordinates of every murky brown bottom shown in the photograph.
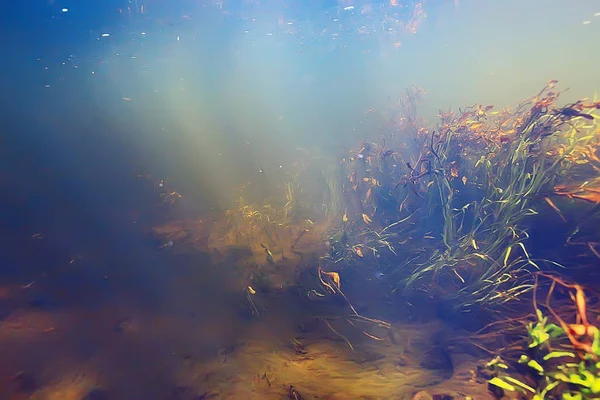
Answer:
[0,247,492,400]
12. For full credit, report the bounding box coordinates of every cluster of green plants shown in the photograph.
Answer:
[487,307,600,399]
[321,82,600,312]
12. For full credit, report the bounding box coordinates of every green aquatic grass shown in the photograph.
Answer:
[320,83,600,312]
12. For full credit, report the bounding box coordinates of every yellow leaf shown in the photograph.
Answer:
[322,271,341,290]
[503,246,512,267]
[362,213,372,224]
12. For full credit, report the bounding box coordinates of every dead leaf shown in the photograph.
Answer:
[544,197,566,222]
[354,246,364,258]
[322,271,341,290]
[362,213,372,224]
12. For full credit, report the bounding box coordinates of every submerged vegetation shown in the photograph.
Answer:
[148,80,600,398]
[483,273,600,399]
[328,81,600,313]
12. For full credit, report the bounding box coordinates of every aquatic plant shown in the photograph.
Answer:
[412,84,600,307]
[283,180,300,223]
[150,82,599,346]
[324,81,600,312]
[222,197,285,247]
[429,92,599,303]
[322,164,344,221]
[485,273,600,399]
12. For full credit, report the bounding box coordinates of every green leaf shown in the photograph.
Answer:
[541,380,560,396]
[547,323,565,338]
[591,376,600,394]
[504,375,536,393]
[519,355,530,364]
[554,372,570,382]
[486,356,504,368]
[489,377,516,391]
[569,370,594,388]
[544,351,576,361]
[592,328,600,356]
[528,359,545,373]
[535,308,545,322]
[530,329,550,347]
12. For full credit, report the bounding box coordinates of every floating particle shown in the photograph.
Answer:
[344,6,354,11]
[583,20,591,25]
[101,33,110,37]
[61,8,68,13]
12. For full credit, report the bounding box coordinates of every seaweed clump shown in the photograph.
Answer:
[323,81,600,313]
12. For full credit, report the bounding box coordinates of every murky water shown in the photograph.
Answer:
[2,0,600,399]
[0,246,488,399]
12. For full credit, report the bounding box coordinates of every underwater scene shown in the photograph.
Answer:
[2,0,600,399]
